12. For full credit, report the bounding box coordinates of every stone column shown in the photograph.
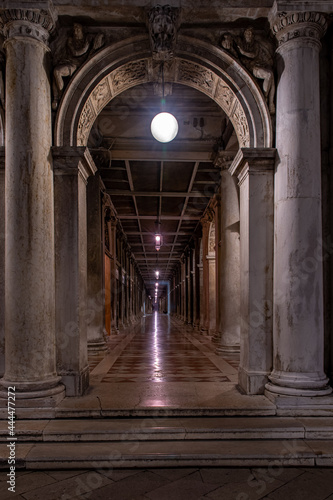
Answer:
[110,217,118,333]
[53,147,96,396]
[200,216,212,334]
[214,162,241,354]
[181,258,186,321]
[0,148,4,377]
[230,148,275,394]
[86,174,107,351]
[187,251,192,324]
[192,243,197,327]
[206,216,216,334]
[266,7,332,399]
[193,238,200,329]
[0,5,65,406]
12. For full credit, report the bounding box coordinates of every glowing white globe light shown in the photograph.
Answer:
[151,112,178,143]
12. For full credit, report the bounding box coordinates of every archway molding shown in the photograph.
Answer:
[54,35,273,149]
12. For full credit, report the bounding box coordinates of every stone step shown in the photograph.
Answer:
[1,417,333,442]
[1,439,332,469]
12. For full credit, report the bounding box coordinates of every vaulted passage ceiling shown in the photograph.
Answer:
[88,82,238,289]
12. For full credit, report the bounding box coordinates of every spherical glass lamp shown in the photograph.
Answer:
[151,112,178,143]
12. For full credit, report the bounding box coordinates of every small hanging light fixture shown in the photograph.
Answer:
[151,63,178,143]
[154,219,163,251]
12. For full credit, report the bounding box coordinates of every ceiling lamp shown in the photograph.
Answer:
[155,220,163,251]
[151,63,178,144]
[155,271,159,279]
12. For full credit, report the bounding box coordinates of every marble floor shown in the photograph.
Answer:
[2,466,333,499]
[75,313,269,416]
[97,314,235,384]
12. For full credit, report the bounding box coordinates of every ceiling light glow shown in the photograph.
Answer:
[151,112,178,143]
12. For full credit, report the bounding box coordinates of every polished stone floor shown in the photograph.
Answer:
[77,313,267,415]
[100,313,233,383]
[52,313,277,417]
[2,466,333,499]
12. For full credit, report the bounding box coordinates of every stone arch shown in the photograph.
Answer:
[54,35,273,148]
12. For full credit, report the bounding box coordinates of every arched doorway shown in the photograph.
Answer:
[52,33,275,398]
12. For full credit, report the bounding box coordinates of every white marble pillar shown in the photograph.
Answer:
[230,148,275,394]
[0,5,65,405]
[0,149,4,377]
[215,165,241,354]
[266,8,332,399]
[53,147,96,396]
[86,174,107,350]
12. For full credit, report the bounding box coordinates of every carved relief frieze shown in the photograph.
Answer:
[77,56,251,148]
[91,78,112,115]
[177,60,216,96]
[77,98,96,147]
[230,100,249,148]
[214,80,236,115]
[111,59,148,95]
[208,222,216,254]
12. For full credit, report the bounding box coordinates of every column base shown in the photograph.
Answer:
[215,344,240,354]
[0,382,65,418]
[211,332,221,343]
[200,328,208,335]
[264,388,333,416]
[266,370,332,396]
[60,365,90,396]
[88,339,108,353]
[238,366,269,395]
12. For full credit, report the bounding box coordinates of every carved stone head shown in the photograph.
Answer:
[148,5,179,61]
[244,27,254,44]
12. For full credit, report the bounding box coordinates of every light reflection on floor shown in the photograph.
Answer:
[96,313,236,384]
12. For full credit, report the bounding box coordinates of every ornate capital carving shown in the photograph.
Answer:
[271,11,327,46]
[147,4,179,61]
[0,5,57,44]
[213,152,235,170]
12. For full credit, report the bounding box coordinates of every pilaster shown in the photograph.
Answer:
[230,147,275,394]
[53,146,97,396]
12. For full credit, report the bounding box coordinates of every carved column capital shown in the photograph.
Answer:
[270,9,327,48]
[0,2,57,45]
[213,152,235,171]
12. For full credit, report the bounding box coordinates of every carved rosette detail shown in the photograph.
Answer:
[0,8,57,44]
[271,11,327,46]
